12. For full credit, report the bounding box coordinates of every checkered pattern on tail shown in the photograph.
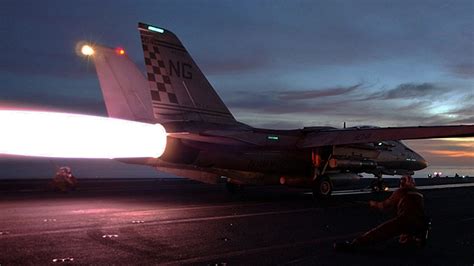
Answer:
[142,44,179,104]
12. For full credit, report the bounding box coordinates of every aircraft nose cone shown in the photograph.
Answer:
[414,152,428,170]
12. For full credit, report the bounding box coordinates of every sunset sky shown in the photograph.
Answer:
[0,0,472,178]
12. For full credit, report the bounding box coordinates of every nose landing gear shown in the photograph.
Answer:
[370,174,388,192]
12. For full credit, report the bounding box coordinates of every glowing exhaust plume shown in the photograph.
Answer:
[0,110,166,158]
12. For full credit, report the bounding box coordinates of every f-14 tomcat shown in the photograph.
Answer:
[82,22,474,198]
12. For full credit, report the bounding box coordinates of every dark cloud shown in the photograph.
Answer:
[228,83,366,112]
[1,0,473,78]
[277,84,362,100]
[368,83,447,100]
[448,102,474,116]
[228,81,470,127]
[226,90,277,110]
[228,90,348,115]
[449,116,474,124]
[229,81,473,128]
[449,63,474,79]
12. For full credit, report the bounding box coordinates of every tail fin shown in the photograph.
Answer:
[91,45,154,122]
[138,22,236,124]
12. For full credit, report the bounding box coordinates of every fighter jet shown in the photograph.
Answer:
[81,22,474,198]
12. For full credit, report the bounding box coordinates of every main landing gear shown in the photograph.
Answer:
[312,175,333,199]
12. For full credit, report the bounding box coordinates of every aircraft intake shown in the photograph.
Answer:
[328,158,377,169]
[0,110,167,158]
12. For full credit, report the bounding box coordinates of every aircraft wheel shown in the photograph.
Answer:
[313,176,333,199]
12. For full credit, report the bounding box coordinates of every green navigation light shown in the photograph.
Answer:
[148,26,164,33]
[267,136,279,141]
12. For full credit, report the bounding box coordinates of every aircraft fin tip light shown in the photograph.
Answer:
[147,25,164,33]
[81,45,94,56]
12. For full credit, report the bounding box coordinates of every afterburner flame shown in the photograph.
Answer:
[0,110,166,158]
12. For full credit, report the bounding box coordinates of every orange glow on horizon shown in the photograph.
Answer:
[437,137,474,142]
[407,138,473,163]
[427,150,474,158]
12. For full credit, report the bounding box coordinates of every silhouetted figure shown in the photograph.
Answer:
[51,167,77,192]
[335,175,430,251]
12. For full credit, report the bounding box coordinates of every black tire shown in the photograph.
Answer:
[312,176,333,199]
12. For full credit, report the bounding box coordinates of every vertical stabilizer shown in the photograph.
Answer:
[91,45,154,122]
[138,22,236,124]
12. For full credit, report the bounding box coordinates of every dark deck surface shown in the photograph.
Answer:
[0,178,473,265]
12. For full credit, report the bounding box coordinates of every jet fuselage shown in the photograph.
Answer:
[126,121,427,187]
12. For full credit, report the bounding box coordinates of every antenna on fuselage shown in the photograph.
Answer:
[343,122,346,129]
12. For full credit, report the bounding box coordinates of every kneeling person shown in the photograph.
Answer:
[335,175,427,251]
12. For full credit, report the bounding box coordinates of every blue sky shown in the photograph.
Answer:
[0,0,472,178]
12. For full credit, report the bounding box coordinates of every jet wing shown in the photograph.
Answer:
[298,125,474,148]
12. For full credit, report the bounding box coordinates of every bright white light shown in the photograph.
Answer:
[81,45,94,56]
[147,26,164,33]
[0,110,167,158]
